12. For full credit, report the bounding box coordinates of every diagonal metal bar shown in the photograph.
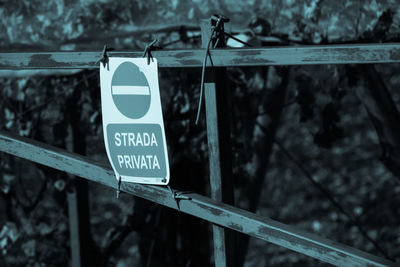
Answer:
[0,130,396,267]
[0,43,400,69]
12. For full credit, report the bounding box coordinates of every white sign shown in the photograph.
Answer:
[100,58,170,185]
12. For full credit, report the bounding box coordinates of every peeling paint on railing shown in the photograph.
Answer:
[0,130,396,267]
[0,44,399,69]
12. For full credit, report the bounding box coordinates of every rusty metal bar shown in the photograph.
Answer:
[201,18,235,267]
[0,43,400,69]
[0,130,396,267]
[65,91,92,267]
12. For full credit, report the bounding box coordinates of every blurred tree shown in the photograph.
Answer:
[0,0,400,266]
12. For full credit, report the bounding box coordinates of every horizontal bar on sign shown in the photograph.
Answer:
[0,43,399,69]
[0,130,396,267]
[112,86,150,95]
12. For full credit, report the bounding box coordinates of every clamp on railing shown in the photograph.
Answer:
[167,186,192,211]
[97,44,114,70]
[210,14,230,48]
[195,14,229,125]
[116,175,122,199]
[143,39,162,65]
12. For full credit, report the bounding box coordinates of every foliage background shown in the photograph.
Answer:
[0,0,400,266]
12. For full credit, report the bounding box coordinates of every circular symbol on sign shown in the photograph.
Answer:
[111,62,151,119]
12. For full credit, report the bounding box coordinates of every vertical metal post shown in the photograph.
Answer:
[67,178,91,267]
[66,95,91,267]
[201,19,235,267]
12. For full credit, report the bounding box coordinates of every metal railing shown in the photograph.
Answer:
[0,25,399,266]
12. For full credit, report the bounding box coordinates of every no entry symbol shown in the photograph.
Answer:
[100,58,170,185]
[111,62,151,119]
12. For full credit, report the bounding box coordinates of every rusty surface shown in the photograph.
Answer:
[1,44,400,69]
[0,130,397,266]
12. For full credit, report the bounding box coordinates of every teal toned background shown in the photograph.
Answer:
[0,0,399,266]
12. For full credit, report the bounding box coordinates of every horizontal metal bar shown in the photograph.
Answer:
[0,130,395,266]
[0,44,399,69]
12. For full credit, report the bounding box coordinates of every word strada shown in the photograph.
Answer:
[114,131,161,170]
[117,154,160,170]
[114,132,158,147]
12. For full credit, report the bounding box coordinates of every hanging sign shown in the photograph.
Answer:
[100,58,170,185]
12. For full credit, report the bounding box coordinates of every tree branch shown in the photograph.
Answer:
[236,67,290,267]
[271,138,392,260]
[350,8,400,181]
[353,65,400,181]
[101,214,137,263]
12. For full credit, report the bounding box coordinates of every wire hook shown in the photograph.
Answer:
[143,39,162,65]
[167,186,192,211]
[116,175,122,199]
[195,15,229,125]
[97,44,114,70]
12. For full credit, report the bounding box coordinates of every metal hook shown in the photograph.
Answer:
[167,186,192,211]
[143,39,162,65]
[211,15,229,48]
[195,15,229,125]
[97,44,114,70]
[211,14,230,25]
[116,175,122,199]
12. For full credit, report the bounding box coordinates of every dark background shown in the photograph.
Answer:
[0,0,400,266]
